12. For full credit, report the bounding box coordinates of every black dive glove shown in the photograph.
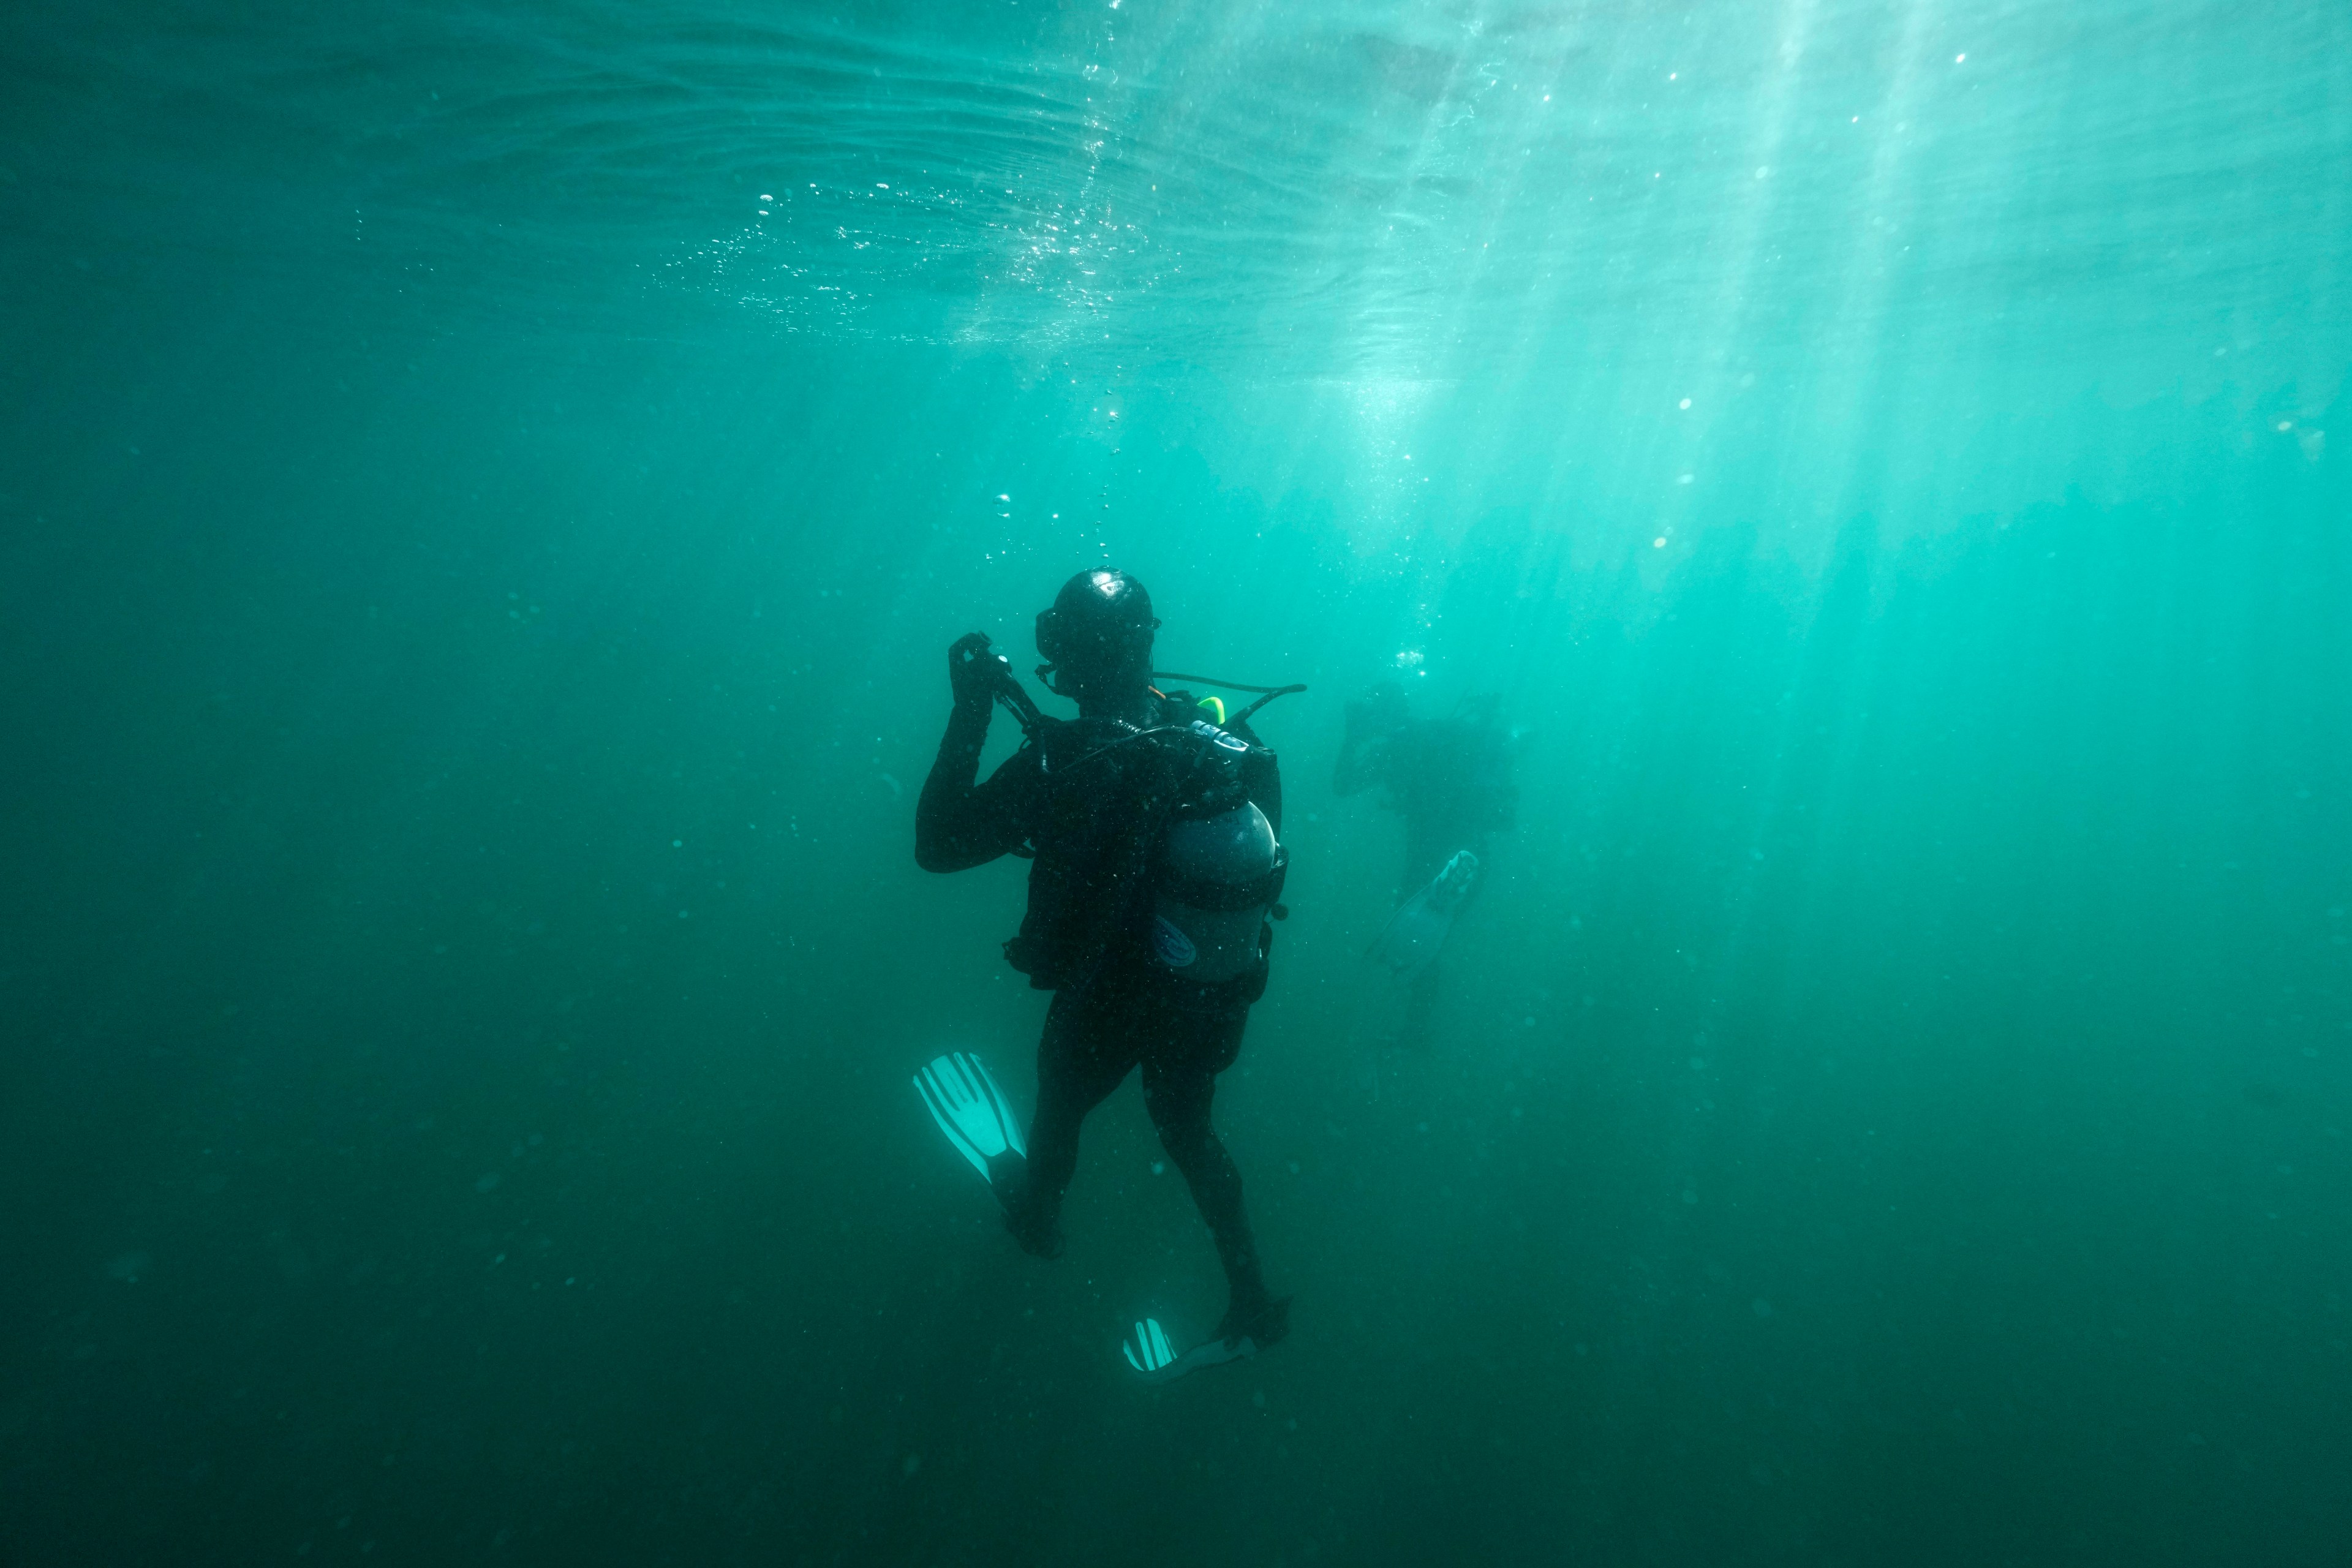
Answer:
[947,631,1010,712]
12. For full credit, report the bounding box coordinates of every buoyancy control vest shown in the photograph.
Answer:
[1002,706,1286,1004]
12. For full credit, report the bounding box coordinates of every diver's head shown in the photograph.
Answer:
[1036,568,1158,709]
[1458,691,1502,726]
[1346,679,1411,739]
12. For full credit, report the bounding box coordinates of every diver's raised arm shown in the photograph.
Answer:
[916,633,1031,872]
[1331,732,1374,797]
[1333,685,1405,796]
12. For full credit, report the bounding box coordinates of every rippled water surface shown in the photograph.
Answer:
[18,0,2344,372]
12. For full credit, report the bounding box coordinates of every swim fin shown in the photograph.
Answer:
[1120,1316,1262,1383]
[913,1053,1027,1183]
[1367,850,1480,976]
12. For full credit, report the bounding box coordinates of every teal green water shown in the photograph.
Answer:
[4,1,2348,1562]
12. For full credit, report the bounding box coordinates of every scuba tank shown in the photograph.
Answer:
[1152,800,1282,983]
[1147,722,1288,987]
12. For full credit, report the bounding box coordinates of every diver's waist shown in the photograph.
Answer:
[1008,939,1262,1010]
[1086,950,1268,1015]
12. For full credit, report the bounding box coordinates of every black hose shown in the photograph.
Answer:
[1231,686,1308,725]
[1061,725,1188,774]
[1151,671,1306,696]
[989,668,1046,736]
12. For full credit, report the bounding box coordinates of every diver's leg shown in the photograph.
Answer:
[1141,1008,1288,1346]
[1400,958,1441,1049]
[1398,834,1483,1049]
[1006,988,1131,1256]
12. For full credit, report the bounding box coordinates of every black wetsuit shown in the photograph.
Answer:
[916,689,1281,1310]
[1335,712,1514,885]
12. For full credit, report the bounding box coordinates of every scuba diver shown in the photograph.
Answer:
[1334,681,1518,1045]
[914,568,1292,1364]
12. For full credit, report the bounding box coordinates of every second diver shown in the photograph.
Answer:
[1335,681,1518,1046]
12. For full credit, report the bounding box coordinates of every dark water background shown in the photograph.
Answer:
[4,1,2349,1562]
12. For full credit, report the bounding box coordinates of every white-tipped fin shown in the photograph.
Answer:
[1119,1316,1259,1382]
[913,1053,1027,1182]
[1123,1317,1179,1374]
[1367,850,1480,976]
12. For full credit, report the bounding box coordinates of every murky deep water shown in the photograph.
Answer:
[2,1,2348,1562]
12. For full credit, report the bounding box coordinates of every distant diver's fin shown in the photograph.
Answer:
[1366,850,1481,976]
[913,1053,1027,1182]
[1120,1317,1261,1383]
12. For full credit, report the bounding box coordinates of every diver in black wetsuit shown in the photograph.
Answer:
[1333,681,1518,1044]
[915,568,1291,1352]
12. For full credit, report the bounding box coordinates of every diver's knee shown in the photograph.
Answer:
[1154,1117,1212,1159]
